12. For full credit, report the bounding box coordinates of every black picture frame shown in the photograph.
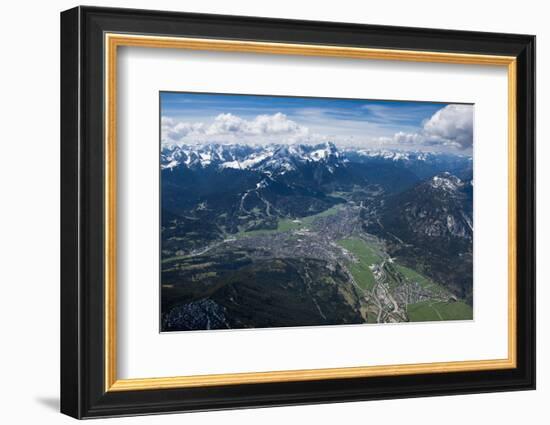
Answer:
[61,5,535,419]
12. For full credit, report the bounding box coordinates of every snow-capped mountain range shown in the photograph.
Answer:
[161,142,471,175]
[161,142,341,172]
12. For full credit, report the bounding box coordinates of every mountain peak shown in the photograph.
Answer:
[430,172,464,192]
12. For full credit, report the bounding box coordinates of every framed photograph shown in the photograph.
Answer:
[60,6,535,419]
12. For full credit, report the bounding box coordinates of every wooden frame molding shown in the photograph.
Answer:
[103,33,518,392]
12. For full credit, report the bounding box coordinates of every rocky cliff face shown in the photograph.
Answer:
[366,172,473,302]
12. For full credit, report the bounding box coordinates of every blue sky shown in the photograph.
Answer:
[160,92,473,152]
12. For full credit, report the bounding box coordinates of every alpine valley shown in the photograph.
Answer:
[160,142,474,331]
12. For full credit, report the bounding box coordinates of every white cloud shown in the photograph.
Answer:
[423,104,473,148]
[378,105,473,150]
[162,105,473,152]
[162,112,314,145]
[207,112,308,137]
[161,117,205,141]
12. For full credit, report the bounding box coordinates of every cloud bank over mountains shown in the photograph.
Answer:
[377,105,473,150]
[162,112,318,146]
[162,104,473,153]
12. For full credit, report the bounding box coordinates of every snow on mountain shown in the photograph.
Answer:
[160,143,472,189]
[430,172,464,193]
[220,151,273,170]
[161,142,341,172]
[352,149,433,162]
[163,160,179,170]
[161,143,258,170]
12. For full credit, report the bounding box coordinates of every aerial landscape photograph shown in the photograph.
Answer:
[159,92,474,332]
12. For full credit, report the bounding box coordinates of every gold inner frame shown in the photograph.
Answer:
[104,33,518,392]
